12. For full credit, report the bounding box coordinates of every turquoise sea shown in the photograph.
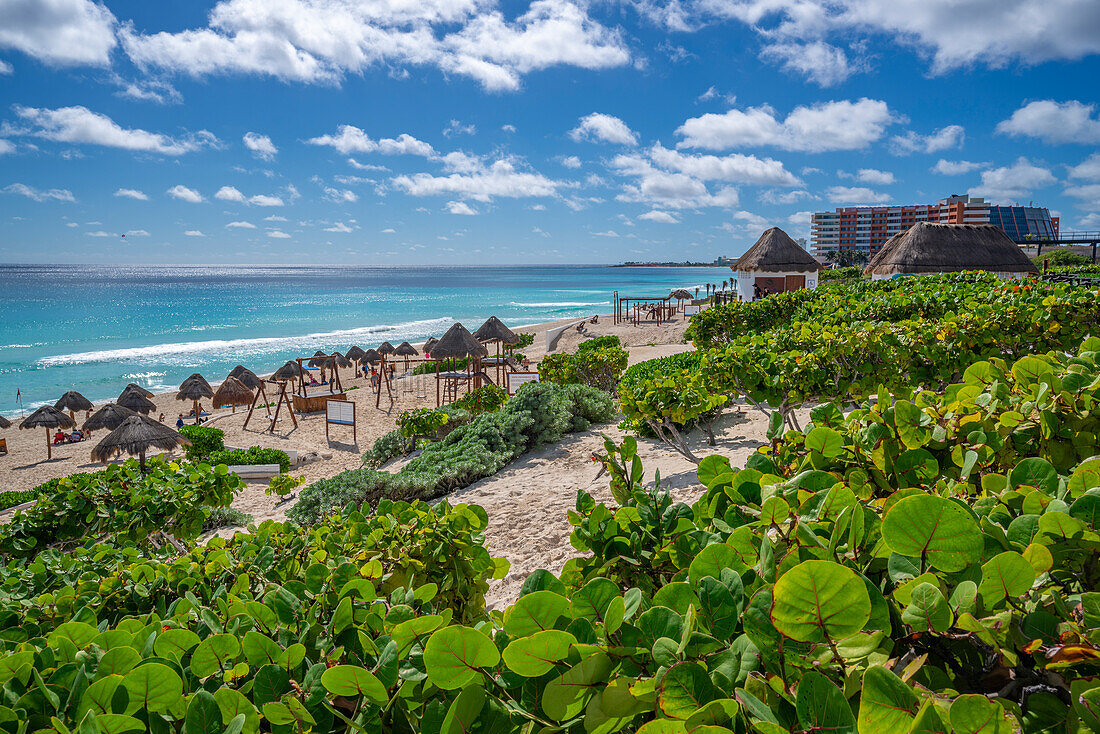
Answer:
[0,264,728,416]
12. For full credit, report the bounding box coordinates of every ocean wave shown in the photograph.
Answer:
[122,371,166,380]
[36,317,454,367]
[509,301,608,308]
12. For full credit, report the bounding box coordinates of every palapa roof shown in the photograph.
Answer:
[0,415,11,430]
[272,361,304,381]
[55,390,93,413]
[120,383,153,399]
[331,352,353,368]
[361,348,380,364]
[20,405,75,430]
[474,316,520,345]
[345,346,366,362]
[864,222,1039,276]
[377,341,396,355]
[670,289,694,300]
[177,374,214,401]
[394,341,419,356]
[83,403,137,432]
[424,337,439,352]
[91,415,189,463]
[307,351,333,368]
[116,390,157,414]
[733,227,821,273]
[430,322,488,359]
[228,366,262,390]
[212,376,254,408]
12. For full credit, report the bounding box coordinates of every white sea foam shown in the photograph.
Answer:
[509,301,609,308]
[37,317,454,367]
[122,371,167,380]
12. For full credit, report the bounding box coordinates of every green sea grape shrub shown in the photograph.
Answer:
[178,424,225,459]
[207,446,290,472]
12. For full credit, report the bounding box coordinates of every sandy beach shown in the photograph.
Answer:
[0,307,769,608]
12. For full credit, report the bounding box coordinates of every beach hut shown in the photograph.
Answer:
[670,289,694,311]
[423,337,439,356]
[394,341,418,365]
[0,415,11,430]
[345,346,366,364]
[177,374,214,424]
[54,390,93,420]
[864,222,1039,281]
[212,376,253,413]
[228,365,263,391]
[474,316,520,385]
[84,403,137,433]
[120,383,154,399]
[732,227,821,302]
[117,389,156,415]
[430,323,488,406]
[20,405,75,460]
[92,414,189,473]
[361,349,380,365]
[272,361,304,383]
[377,341,396,356]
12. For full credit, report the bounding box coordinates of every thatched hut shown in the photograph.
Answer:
[864,222,1038,280]
[120,383,153,399]
[307,351,331,368]
[732,227,821,301]
[331,352,353,368]
[20,405,75,460]
[361,349,380,365]
[212,376,253,412]
[429,323,487,406]
[84,403,137,433]
[345,346,366,363]
[92,414,189,472]
[272,361,304,382]
[177,375,214,423]
[228,365,263,391]
[117,389,157,415]
[423,337,439,355]
[54,390,93,419]
[377,341,396,356]
[474,316,520,346]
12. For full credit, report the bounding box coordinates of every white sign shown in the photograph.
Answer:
[326,399,355,425]
[683,304,700,315]
[506,371,540,396]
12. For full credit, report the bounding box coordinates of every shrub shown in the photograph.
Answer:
[201,506,252,532]
[539,335,629,392]
[207,446,290,472]
[450,383,507,414]
[397,406,450,441]
[1033,248,1091,268]
[410,356,467,375]
[513,331,535,348]
[362,428,408,468]
[178,424,225,459]
[0,490,37,511]
[819,265,861,281]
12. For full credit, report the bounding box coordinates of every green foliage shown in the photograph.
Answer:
[0,490,37,511]
[539,335,629,392]
[267,473,304,497]
[362,429,408,468]
[819,266,861,282]
[450,383,507,414]
[0,458,242,558]
[1033,249,1092,268]
[397,407,450,442]
[293,382,614,523]
[207,446,291,473]
[409,356,468,375]
[201,506,253,532]
[178,425,225,459]
[513,331,536,348]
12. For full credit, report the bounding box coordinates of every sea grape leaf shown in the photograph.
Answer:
[657,662,716,720]
[319,665,388,704]
[440,685,485,734]
[805,426,844,458]
[796,671,855,734]
[770,560,870,643]
[978,551,1036,605]
[501,630,575,677]
[184,690,222,734]
[542,653,612,721]
[505,591,570,637]
[424,626,500,690]
[881,494,981,572]
[949,694,1012,734]
[857,665,919,734]
[689,543,748,585]
[121,663,183,714]
[901,583,953,633]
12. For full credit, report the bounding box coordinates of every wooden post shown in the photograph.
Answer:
[46,427,51,461]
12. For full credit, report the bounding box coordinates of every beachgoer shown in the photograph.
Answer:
[753,283,762,300]
[176,415,184,430]
[54,430,65,445]
[521,357,530,370]
[158,413,165,423]
[370,369,379,388]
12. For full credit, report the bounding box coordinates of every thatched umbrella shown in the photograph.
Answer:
[120,383,154,399]
[345,346,366,363]
[474,316,520,346]
[83,403,136,433]
[394,341,418,368]
[212,376,253,413]
[54,390,93,420]
[377,341,396,356]
[228,365,263,391]
[117,389,156,415]
[431,323,488,360]
[331,352,353,368]
[272,360,304,382]
[361,349,380,365]
[0,415,11,430]
[20,405,75,460]
[423,337,439,356]
[670,289,694,311]
[177,375,214,424]
[91,414,190,473]
[307,350,330,368]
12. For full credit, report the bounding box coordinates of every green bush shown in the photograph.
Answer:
[207,446,290,473]
[397,406,450,441]
[362,428,407,468]
[409,356,467,375]
[178,424,225,459]
[539,335,629,392]
[201,505,253,532]
[1033,248,1092,267]
[819,265,861,281]
[450,383,507,414]
[0,491,35,511]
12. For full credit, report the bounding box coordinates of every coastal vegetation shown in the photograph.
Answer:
[538,335,630,392]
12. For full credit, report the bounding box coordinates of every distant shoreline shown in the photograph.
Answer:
[615,263,732,268]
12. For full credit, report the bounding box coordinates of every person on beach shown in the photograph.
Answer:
[370,368,379,388]
[176,414,184,430]
[158,413,164,423]
[54,430,65,445]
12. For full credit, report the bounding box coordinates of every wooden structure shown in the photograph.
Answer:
[292,355,345,413]
[474,316,521,387]
[427,323,488,406]
[732,227,821,301]
[865,222,1038,280]
[243,378,298,433]
[325,399,356,443]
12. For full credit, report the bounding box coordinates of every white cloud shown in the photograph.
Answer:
[0,183,75,202]
[0,0,117,66]
[125,229,149,237]
[267,230,291,239]
[1063,184,1100,211]
[0,60,12,75]
[250,194,285,206]
[614,159,740,209]
[996,100,1100,145]
[759,188,813,205]
[638,209,679,223]
[86,230,113,237]
[121,0,629,92]
[347,158,389,172]
[112,76,181,104]
[215,185,246,202]
[891,124,965,154]
[445,200,478,215]
[322,187,357,203]
[759,41,856,87]
[226,220,256,228]
[1069,154,1100,181]
[381,227,396,233]
[825,186,891,204]
[592,230,619,237]
[569,113,638,145]
[931,159,985,175]
[559,155,582,169]
[501,124,516,133]
[10,105,218,155]
[969,157,1056,203]
[307,126,435,157]
[443,119,476,137]
[243,131,277,160]
[324,221,354,232]
[184,230,205,237]
[647,143,801,186]
[264,214,287,222]
[0,139,13,155]
[392,158,560,202]
[854,168,894,185]
[676,98,895,152]
[168,184,204,203]
[113,188,148,200]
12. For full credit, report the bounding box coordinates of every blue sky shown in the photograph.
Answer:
[0,0,1098,265]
